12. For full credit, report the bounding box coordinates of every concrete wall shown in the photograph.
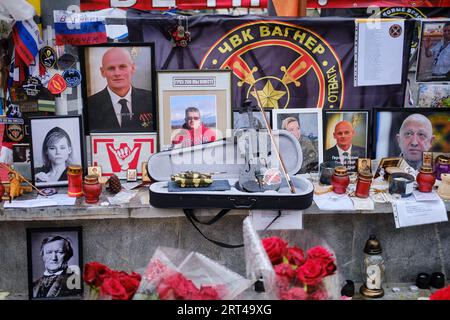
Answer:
[1,212,448,297]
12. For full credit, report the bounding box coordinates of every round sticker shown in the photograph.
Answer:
[41,188,58,196]
[62,69,82,87]
[57,53,78,70]
[6,124,24,142]
[40,46,57,69]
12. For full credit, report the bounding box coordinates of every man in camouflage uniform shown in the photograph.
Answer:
[281,117,318,173]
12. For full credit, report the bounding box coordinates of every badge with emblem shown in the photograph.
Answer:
[40,46,57,69]
[62,69,82,87]
[57,53,78,70]
[6,124,24,142]
[139,113,153,127]
[47,74,67,95]
[22,77,42,97]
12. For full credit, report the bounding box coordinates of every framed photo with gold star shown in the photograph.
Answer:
[156,70,232,150]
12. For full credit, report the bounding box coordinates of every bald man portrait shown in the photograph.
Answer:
[325,120,366,171]
[86,47,153,132]
[397,114,435,170]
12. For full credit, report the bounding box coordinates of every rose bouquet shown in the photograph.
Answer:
[133,247,252,300]
[262,236,338,300]
[84,262,142,300]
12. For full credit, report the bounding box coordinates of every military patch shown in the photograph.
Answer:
[62,69,82,87]
[6,124,24,142]
[40,46,57,69]
[47,74,67,95]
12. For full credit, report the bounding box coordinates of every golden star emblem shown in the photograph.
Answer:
[251,80,286,109]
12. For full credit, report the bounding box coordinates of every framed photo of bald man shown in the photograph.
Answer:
[323,110,370,173]
[80,43,156,133]
[373,108,450,171]
[27,227,83,300]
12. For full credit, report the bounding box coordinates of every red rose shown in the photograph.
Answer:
[309,288,328,300]
[198,285,220,300]
[296,259,324,287]
[84,262,112,287]
[262,237,288,265]
[99,277,128,300]
[430,285,450,300]
[114,272,142,300]
[286,246,305,266]
[157,273,200,300]
[307,246,336,276]
[279,287,308,300]
[274,263,296,284]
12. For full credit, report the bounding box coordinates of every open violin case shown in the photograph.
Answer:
[147,130,314,211]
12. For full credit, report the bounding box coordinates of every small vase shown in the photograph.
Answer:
[331,166,350,194]
[83,175,102,204]
[67,165,83,197]
[355,172,372,198]
[435,156,449,181]
[416,166,435,193]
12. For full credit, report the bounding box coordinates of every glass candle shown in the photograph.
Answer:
[67,165,83,197]
[416,166,435,193]
[331,166,350,194]
[83,175,102,204]
[435,156,449,181]
[355,172,372,198]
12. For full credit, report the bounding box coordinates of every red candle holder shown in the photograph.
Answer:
[67,165,83,197]
[83,175,102,204]
[355,172,373,198]
[331,166,350,194]
[416,166,436,193]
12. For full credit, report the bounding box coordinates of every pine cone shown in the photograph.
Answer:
[108,174,122,194]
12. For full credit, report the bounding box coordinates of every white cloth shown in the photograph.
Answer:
[107,86,132,126]
[0,0,35,23]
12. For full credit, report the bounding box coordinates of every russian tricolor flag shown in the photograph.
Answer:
[54,11,107,46]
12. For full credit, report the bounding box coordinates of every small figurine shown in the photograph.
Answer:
[7,170,33,201]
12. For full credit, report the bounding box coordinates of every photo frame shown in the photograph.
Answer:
[357,158,372,175]
[29,116,85,187]
[233,111,271,130]
[272,108,323,173]
[374,157,403,179]
[323,110,370,173]
[88,166,102,177]
[373,108,450,171]
[423,151,450,170]
[127,169,137,182]
[27,227,83,300]
[142,162,151,182]
[416,19,450,83]
[80,43,156,133]
[157,70,232,150]
[91,133,157,179]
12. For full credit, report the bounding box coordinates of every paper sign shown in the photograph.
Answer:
[250,210,302,230]
[313,192,355,211]
[392,199,448,228]
[413,190,442,202]
[354,19,404,86]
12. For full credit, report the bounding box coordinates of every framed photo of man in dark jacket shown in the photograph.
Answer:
[80,43,156,133]
[27,227,83,300]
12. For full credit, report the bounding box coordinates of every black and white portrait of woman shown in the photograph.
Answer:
[30,116,84,187]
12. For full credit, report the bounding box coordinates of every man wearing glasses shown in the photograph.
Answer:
[172,107,217,147]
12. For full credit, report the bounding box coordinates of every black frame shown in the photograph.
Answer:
[79,42,157,134]
[29,115,85,188]
[372,107,450,160]
[26,226,83,300]
[322,109,371,168]
[416,19,450,83]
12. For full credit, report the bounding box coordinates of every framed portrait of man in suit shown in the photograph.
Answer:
[323,110,370,173]
[27,227,83,300]
[80,43,156,133]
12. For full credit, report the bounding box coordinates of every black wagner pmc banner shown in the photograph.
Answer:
[127,13,413,110]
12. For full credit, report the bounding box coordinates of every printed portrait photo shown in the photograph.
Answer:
[417,20,450,82]
[273,108,323,173]
[169,95,218,148]
[30,116,84,187]
[81,44,156,133]
[27,227,83,300]
[374,108,450,171]
[417,83,450,108]
[323,111,369,173]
